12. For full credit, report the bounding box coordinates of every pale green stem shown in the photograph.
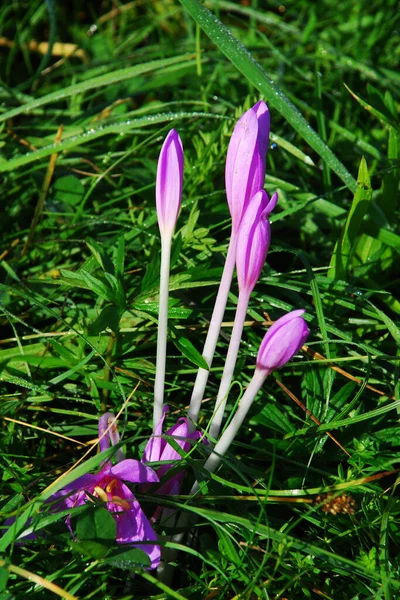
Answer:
[153,234,172,431]
[209,289,250,441]
[187,233,237,428]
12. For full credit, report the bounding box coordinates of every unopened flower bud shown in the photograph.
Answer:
[236,190,277,295]
[257,309,309,373]
[156,129,184,237]
[225,102,270,234]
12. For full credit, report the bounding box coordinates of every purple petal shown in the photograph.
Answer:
[156,472,185,496]
[236,190,272,294]
[162,419,190,455]
[111,459,159,484]
[142,405,168,464]
[225,108,259,232]
[254,101,270,159]
[3,517,37,543]
[113,496,160,569]
[98,412,121,453]
[156,129,184,237]
[263,309,306,338]
[47,473,99,508]
[264,191,278,217]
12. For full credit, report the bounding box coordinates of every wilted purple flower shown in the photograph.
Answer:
[143,406,201,498]
[156,129,184,238]
[236,190,278,296]
[225,101,270,234]
[257,310,309,374]
[48,413,161,569]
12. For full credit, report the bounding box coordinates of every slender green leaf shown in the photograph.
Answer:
[0,54,195,123]
[170,326,209,370]
[329,157,373,279]
[0,112,223,172]
[344,83,399,129]
[104,547,151,570]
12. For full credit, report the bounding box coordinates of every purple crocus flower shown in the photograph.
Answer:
[200,310,310,478]
[225,101,270,235]
[188,103,270,427]
[48,413,161,569]
[236,189,278,296]
[257,309,310,374]
[142,406,201,497]
[154,129,184,429]
[156,129,184,238]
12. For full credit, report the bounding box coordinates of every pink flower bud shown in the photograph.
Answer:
[256,310,309,373]
[156,129,184,237]
[236,190,278,295]
[225,101,270,234]
[142,405,201,497]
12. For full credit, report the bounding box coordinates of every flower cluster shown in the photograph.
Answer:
[48,413,161,568]
[5,102,310,572]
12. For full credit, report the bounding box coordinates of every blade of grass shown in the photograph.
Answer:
[0,559,78,600]
[329,157,372,279]
[178,505,383,582]
[178,0,357,192]
[0,111,223,172]
[0,54,195,123]
[21,124,63,256]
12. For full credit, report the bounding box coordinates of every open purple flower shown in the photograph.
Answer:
[142,406,201,497]
[48,413,161,569]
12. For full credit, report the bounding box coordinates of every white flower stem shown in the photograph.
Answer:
[153,234,172,431]
[193,368,267,491]
[209,289,250,441]
[187,233,237,428]
[162,369,267,582]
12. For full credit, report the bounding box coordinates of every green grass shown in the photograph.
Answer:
[1,0,399,598]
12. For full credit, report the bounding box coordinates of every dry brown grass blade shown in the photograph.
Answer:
[0,238,20,261]
[275,379,351,457]
[1,416,83,445]
[0,36,87,61]
[303,344,394,399]
[0,559,78,600]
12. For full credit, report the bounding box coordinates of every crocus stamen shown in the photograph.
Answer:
[111,497,130,510]
[106,479,117,493]
[94,486,108,502]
